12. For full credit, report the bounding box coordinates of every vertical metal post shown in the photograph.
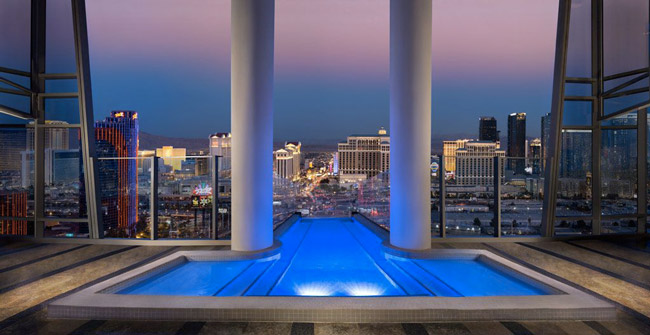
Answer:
[71,0,104,238]
[542,0,572,237]
[150,156,159,240]
[638,109,647,233]
[493,156,502,237]
[30,0,45,120]
[591,0,604,235]
[31,0,46,238]
[439,154,446,238]
[33,122,45,238]
[211,155,219,240]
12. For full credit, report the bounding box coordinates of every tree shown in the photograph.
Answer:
[473,217,482,227]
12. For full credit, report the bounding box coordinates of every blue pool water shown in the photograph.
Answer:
[119,218,552,297]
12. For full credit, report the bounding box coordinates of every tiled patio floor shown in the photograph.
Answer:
[0,237,648,335]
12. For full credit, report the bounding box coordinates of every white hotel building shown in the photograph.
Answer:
[337,128,390,182]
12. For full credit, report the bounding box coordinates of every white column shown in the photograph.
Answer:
[231,0,275,252]
[389,0,432,250]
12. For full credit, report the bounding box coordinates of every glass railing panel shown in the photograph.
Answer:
[157,156,213,239]
[555,219,593,236]
[444,155,495,237]
[273,172,301,226]
[44,220,89,238]
[99,156,151,239]
[431,155,441,236]
[300,152,367,222]
[216,166,231,239]
[601,218,637,234]
[501,157,543,237]
[352,172,389,229]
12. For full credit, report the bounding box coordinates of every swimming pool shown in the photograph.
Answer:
[118,218,551,297]
[50,215,615,322]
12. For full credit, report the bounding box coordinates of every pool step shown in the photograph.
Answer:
[388,258,462,297]
[343,221,433,296]
[245,220,313,296]
[216,259,276,296]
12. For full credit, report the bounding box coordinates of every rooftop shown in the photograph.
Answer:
[0,237,648,334]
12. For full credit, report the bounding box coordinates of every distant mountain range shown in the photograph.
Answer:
[139,131,538,154]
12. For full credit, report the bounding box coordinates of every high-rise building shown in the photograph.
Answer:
[0,128,28,172]
[529,138,542,174]
[209,133,231,171]
[285,141,301,177]
[455,141,506,186]
[274,150,295,179]
[20,122,77,188]
[479,117,499,142]
[0,191,29,235]
[442,139,471,176]
[337,128,389,182]
[274,141,301,180]
[27,121,70,151]
[94,110,139,237]
[156,146,187,171]
[541,113,551,172]
[507,112,526,174]
[21,149,81,188]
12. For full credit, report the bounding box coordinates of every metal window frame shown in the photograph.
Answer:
[543,0,649,237]
[0,0,102,239]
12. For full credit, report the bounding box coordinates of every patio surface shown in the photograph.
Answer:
[0,237,648,334]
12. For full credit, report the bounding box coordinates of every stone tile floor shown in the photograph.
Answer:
[0,237,648,335]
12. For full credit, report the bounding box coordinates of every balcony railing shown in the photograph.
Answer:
[0,148,646,241]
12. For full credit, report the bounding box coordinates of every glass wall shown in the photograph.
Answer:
[157,156,214,239]
[501,158,543,237]
[552,0,649,236]
[444,155,495,237]
[600,129,637,213]
[352,172,389,229]
[554,130,593,235]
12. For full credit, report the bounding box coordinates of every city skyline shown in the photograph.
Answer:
[0,0,557,140]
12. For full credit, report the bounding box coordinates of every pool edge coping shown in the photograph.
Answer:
[47,246,616,322]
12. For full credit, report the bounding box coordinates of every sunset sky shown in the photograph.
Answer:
[0,0,559,142]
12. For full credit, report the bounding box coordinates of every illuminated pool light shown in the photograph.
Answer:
[345,283,385,296]
[296,283,334,296]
